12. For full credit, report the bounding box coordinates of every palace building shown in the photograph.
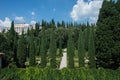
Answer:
[0,23,36,34]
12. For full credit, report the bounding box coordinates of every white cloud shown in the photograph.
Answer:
[30,20,36,24]
[15,16,25,22]
[0,17,11,27]
[31,11,35,16]
[70,0,103,23]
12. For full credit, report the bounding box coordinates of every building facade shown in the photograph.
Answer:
[0,23,36,34]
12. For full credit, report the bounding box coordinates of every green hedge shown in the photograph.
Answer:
[0,67,120,80]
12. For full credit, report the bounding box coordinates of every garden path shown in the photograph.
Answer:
[59,50,67,69]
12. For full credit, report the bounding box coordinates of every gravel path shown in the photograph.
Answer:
[59,52,67,69]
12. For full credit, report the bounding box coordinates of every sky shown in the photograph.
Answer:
[0,0,103,27]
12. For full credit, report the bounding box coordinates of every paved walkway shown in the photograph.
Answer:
[59,52,67,69]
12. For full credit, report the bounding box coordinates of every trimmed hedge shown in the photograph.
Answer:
[0,67,120,80]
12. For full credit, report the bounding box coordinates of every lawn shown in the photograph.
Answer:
[0,67,120,80]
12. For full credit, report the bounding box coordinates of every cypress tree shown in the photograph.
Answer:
[78,28,85,67]
[51,19,56,29]
[37,38,41,56]
[40,30,47,67]
[9,21,15,37]
[26,41,30,60]
[49,29,57,68]
[9,21,15,43]
[34,38,39,56]
[8,21,16,60]
[42,20,47,30]
[17,33,26,68]
[27,28,30,36]
[88,27,95,68]
[35,23,40,37]
[59,37,63,57]
[29,35,35,66]
[13,32,18,62]
[67,29,74,68]
[61,20,65,28]
[26,28,30,59]
[84,26,90,51]
[57,22,61,27]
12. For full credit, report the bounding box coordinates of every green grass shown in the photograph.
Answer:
[1,67,120,80]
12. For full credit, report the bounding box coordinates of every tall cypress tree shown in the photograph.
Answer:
[29,35,35,66]
[59,37,63,57]
[40,30,47,67]
[78,28,85,67]
[67,29,74,68]
[17,33,26,68]
[35,23,40,37]
[61,20,65,28]
[26,28,30,59]
[51,19,56,29]
[9,21,15,37]
[34,38,40,56]
[37,38,41,56]
[57,22,61,27]
[49,29,57,68]
[9,21,15,42]
[88,27,95,68]
[13,32,18,62]
[84,26,90,51]
[42,20,47,30]
[8,21,16,58]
